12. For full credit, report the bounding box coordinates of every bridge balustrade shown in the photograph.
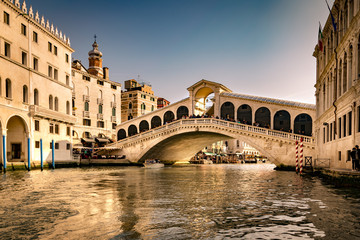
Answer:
[113,118,315,147]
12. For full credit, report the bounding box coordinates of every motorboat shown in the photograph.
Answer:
[143,159,164,168]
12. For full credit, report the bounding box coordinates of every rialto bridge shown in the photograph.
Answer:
[107,80,316,166]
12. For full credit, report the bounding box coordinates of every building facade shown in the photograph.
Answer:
[121,79,158,123]
[0,0,76,164]
[157,97,170,109]
[313,0,360,169]
[71,41,121,145]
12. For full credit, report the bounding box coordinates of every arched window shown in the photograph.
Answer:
[141,103,146,110]
[22,85,28,103]
[294,114,312,136]
[84,102,89,111]
[117,129,126,140]
[49,95,53,110]
[164,111,175,124]
[255,107,270,128]
[5,79,11,98]
[99,104,103,114]
[139,120,149,132]
[273,110,291,132]
[237,104,252,124]
[151,105,155,111]
[177,106,189,119]
[66,101,70,115]
[128,114,133,120]
[112,107,116,116]
[129,102,132,109]
[220,102,235,120]
[343,52,347,94]
[54,97,59,111]
[128,125,138,136]
[151,116,162,128]
[34,89,39,105]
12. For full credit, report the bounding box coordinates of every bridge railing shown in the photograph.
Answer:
[112,118,315,147]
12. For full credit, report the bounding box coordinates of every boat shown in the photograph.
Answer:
[143,159,164,168]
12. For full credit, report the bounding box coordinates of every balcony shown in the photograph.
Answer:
[97,113,103,120]
[29,105,77,124]
[111,101,116,108]
[83,111,90,118]
[72,92,75,99]
[111,116,116,122]
[97,98,103,105]
[83,95,90,102]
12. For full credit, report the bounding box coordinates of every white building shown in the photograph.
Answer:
[313,0,360,169]
[0,0,76,165]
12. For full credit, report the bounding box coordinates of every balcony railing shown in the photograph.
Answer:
[97,113,104,120]
[83,95,90,102]
[83,111,90,118]
[111,116,116,122]
[29,105,77,124]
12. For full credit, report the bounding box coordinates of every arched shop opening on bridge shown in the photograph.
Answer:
[195,87,215,116]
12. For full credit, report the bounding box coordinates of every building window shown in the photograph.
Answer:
[49,95,53,110]
[50,142,53,149]
[22,51,27,66]
[112,107,116,116]
[348,111,352,136]
[48,66,53,78]
[66,101,70,115]
[35,141,40,149]
[54,46,58,56]
[83,119,91,126]
[55,124,59,134]
[66,126,70,136]
[35,120,40,131]
[34,89,39,105]
[97,80,104,86]
[48,42,52,52]
[338,117,342,139]
[33,31,38,43]
[358,106,360,133]
[49,123,54,133]
[82,75,90,81]
[97,121,104,128]
[21,23,26,36]
[54,97,59,111]
[33,57,38,71]
[339,151,341,161]
[112,123,116,129]
[4,42,10,57]
[129,102,132,109]
[4,11,9,25]
[111,85,117,90]
[55,143,59,149]
[54,69,58,80]
[66,143,70,150]
[343,115,347,138]
[5,79,11,98]
[129,94,132,97]
[66,75,70,85]
[22,85,28,103]
[84,102,89,111]
[99,104,103,114]
[65,54,69,63]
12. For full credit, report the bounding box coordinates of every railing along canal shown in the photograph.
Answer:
[112,118,315,148]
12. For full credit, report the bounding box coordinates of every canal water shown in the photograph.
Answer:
[0,164,360,239]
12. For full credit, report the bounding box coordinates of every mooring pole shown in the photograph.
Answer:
[52,140,55,169]
[40,139,43,171]
[27,137,31,171]
[2,135,6,173]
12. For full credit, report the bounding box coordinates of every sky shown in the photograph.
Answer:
[27,0,334,104]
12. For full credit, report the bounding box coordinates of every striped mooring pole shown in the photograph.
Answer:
[299,137,304,174]
[295,140,299,173]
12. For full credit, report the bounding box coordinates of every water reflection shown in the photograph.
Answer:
[0,164,359,239]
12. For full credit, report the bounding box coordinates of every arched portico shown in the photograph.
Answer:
[117,129,126,140]
[294,114,312,136]
[151,116,162,129]
[6,115,29,162]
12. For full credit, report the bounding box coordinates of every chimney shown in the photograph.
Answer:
[103,67,109,80]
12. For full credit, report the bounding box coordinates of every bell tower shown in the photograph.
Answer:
[88,35,103,77]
